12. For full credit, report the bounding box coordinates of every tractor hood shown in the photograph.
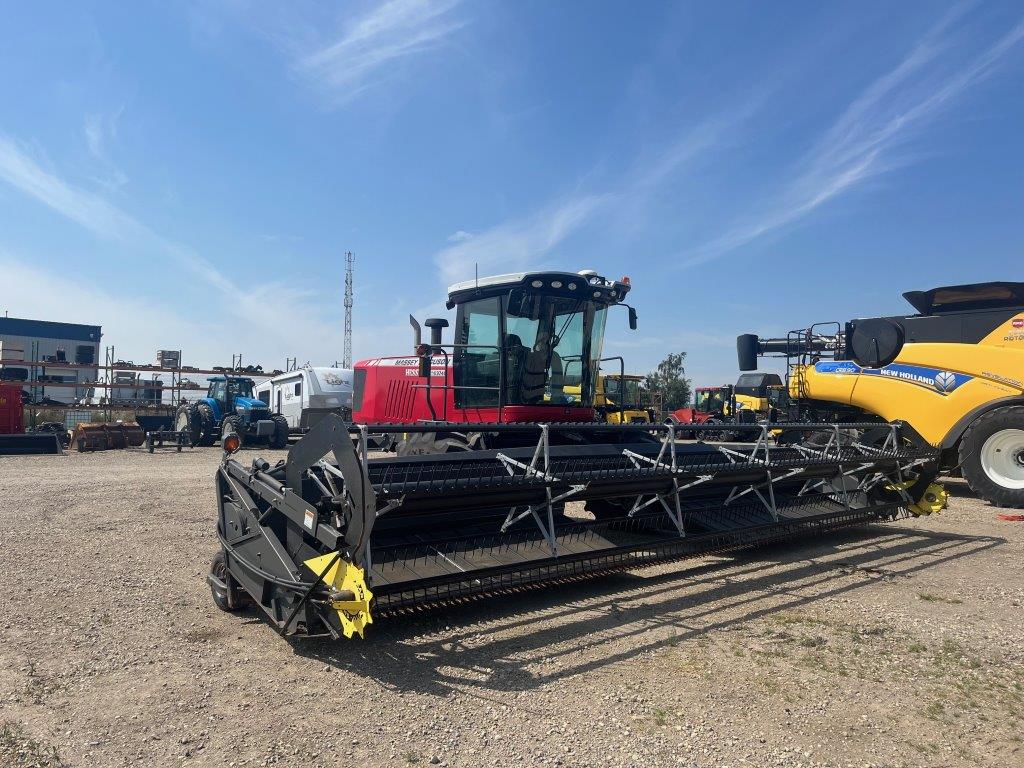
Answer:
[233,396,270,412]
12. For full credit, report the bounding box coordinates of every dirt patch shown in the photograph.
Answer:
[0,448,1022,767]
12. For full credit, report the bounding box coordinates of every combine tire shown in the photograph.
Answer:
[175,403,212,447]
[221,415,245,448]
[209,551,242,612]
[269,415,289,449]
[959,406,1024,508]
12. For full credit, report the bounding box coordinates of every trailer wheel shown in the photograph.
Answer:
[209,551,242,612]
[269,415,289,449]
[959,406,1024,508]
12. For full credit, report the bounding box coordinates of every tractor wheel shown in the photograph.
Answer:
[209,551,242,612]
[959,406,1024,508]
[195,404,217,447]
[175,403,205,447]
[221,415,246,448]
[269,415,289,449]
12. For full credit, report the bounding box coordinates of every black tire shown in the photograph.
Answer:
[269,415,289,449]
[209,551,242,612]
[958,406,1024,508]
[221,415,245,448]
[195,403,217,446]
[175,404,206,447]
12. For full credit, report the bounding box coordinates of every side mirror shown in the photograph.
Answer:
[628,306,638,330]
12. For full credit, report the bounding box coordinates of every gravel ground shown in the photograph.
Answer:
[0,447,1021,768]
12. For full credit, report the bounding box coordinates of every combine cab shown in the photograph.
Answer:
[206,268,943,640]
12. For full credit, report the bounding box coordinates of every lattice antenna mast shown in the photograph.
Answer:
[343,251,354,368]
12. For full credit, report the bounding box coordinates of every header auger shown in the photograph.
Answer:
[209,414,938,639]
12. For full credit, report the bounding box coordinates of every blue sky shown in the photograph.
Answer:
[0,1,1021,385]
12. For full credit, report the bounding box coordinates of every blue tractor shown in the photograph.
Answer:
[174,376,288,448]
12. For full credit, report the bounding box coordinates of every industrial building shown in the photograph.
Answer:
[0,317,102,405]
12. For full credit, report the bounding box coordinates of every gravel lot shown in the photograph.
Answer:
[1,447,1021,768]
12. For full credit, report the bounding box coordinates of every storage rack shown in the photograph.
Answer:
[2,345,278,429]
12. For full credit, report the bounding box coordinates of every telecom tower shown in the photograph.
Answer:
[343,251,354,369]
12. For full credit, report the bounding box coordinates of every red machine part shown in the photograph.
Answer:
[352,357,595,425]
[0,383,25,435]
[667,406,716,425]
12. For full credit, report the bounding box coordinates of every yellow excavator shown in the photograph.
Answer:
[738,281,1024,507]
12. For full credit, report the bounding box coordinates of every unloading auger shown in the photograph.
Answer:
[207,415,940,640]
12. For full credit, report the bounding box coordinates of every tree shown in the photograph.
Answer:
[646,352,692,413]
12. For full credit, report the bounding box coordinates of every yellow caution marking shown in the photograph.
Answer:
[889,481,949,516]
[303,553,374,639]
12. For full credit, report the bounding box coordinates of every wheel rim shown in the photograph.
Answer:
[175,412,189,432]
[980,429,1024,489]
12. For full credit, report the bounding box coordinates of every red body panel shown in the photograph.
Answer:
[669,407,715,425]
[352,357,596,424]
[0,383,25,434]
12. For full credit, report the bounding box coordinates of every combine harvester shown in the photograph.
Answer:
[208,270,940,639]
[738,281,1024,507]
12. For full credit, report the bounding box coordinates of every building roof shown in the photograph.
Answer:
[0,317,102,343]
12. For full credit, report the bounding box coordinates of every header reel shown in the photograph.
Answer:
[209,415,938,639]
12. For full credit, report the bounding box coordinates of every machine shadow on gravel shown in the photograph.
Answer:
[290,525,1002,698]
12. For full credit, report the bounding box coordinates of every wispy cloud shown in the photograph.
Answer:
[684,14,1024,265]
[0,134,145,240]
[431,88,774,287]
[84,107,129,190]
[434,193,608,286]
[0,133,347,364]
[294,0,465,104]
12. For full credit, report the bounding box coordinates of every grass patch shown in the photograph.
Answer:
[771,612,829,628]
[917,592,963,605]
[404,751,421,764]
[0,722,66,767]
[652,707,668,727]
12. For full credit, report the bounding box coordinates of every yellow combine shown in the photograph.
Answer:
[738,281,1024,507]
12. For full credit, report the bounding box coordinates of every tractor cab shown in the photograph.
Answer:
[204,376,265,423]
[352,269,636,426]
[694,385,733,418]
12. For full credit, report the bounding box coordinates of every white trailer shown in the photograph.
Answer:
[254,367,353,431]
